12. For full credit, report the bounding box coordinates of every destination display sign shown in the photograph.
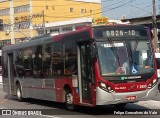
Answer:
[103,30,138,37]
[94,28,148,38]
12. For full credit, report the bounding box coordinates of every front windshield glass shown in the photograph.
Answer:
[97,39,154,76]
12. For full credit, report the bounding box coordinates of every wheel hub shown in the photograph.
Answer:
[17,88,21,98]
[66,93,73,104]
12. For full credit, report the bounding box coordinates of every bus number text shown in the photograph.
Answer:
[105,30,136,37]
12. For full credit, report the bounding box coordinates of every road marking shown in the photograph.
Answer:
[40,115,62,118]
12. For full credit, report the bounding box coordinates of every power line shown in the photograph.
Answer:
[0,0,130,19]
[43,0,125,17]
[0,0,104,8]
[0,0,136,20]
[44,0,137,18]
[126,5,152,19]
[125,2,160,19]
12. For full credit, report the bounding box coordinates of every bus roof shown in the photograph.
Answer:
[92,24,147,29]
[2,25,147,52]
[2,27,92,52]
[2,34,52,52]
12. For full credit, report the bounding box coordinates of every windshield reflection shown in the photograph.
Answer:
[97,40,154,76]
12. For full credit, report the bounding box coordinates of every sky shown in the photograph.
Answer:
[101,0,160,19]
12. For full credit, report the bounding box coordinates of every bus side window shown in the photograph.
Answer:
[23,47,33,77]
[2,52,8,78]
[33,45,43,78]
[64,42,77,75]
[52,43,64,76]
[42,44,51,78]
[15,50,25,77]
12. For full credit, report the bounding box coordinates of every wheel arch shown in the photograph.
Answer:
[63,84,73,102]
[15,80,23,97]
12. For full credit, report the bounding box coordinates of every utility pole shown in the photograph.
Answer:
[152,0,159,52]
[30,0,33,38]
[10,0,15,44]
[42,10,45,34]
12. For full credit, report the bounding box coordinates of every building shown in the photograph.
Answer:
[38,17,92,35]
[40,18,128,36]
[0,0,101,45]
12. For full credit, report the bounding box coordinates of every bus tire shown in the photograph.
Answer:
[65,90,75,110]
[16,84,23,102]
[114,103,127,108]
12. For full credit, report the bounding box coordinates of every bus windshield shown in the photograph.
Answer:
[97,39,154,76]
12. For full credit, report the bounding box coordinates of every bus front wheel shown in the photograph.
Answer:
[16,84,23,102]
[65,90,75,110]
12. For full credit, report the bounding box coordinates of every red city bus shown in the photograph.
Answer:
[2,25,159,110]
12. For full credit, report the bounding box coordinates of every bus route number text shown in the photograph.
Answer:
[104,30,136,37]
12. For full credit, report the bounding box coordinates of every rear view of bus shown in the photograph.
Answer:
[93,25,159,107]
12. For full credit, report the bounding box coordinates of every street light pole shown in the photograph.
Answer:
[152,0,159,52]
[10,0,15,44]
[42,10,45,34]
[30,0,33,38]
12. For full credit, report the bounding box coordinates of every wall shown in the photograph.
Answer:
[0,0,101,44]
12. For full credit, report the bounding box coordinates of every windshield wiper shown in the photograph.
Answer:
[133,37,139,53]
[125,37,139,66]
[107,38,121,67]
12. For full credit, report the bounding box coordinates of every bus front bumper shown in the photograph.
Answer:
[96,83,159,105]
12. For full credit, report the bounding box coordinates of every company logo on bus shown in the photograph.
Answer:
[115,86,126,90]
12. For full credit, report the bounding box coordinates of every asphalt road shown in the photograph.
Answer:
[0,86,160,118]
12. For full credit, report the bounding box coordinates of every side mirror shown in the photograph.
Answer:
[90,45,97,61]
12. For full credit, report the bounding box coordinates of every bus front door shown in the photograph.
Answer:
[79,44,94,104]
[8,53,15,94]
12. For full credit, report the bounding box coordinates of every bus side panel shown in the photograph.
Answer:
[20,78,57,101]
[17,77,32,99]
[54,78,69,102]
[54,77,79,103]
[43,79,56,101]
[28,78,44,99]
[3,77,9,94]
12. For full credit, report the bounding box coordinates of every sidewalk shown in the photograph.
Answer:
[137,100,160,109]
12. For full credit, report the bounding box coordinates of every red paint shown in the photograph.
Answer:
[52,27,92,42]
[18,26,158,107]
[54,77,72,102]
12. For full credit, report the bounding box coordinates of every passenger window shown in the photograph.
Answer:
[15,50,24,77]
[51,43,64,76]
[33,45,42,78]
[42,44,51,78]
[23,47,33,77]
[64,42,77,75]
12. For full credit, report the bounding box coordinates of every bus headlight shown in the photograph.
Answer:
[148,78,157,89]
[98,81,114,92]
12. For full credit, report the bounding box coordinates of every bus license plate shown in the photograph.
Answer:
[126,96,136,100]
